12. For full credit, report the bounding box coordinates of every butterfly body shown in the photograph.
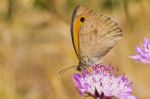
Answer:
[71,5,123,71]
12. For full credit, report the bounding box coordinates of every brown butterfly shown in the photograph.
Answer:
[71,5,123,71]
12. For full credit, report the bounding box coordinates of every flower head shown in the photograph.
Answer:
[73,64,136,99]
[130,38,150,64]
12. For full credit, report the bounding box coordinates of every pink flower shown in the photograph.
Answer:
[130,38,150,64]
[73,64,136,99]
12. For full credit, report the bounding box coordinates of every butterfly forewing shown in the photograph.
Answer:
[71,5,123,69]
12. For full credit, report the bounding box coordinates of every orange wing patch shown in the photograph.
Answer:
[73,16,83,58]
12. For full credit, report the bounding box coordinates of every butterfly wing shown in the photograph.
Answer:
[71,5,82,59]
[71,5,123,68]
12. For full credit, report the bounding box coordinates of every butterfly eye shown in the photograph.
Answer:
[80,17,85,22]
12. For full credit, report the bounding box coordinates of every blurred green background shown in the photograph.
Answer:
[0,0,150,99]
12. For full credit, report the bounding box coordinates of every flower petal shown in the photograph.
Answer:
[72,64,136,99]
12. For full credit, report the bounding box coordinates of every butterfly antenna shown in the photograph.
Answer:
[58,66,77,75]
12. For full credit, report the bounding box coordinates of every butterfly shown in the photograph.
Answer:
[71,5,123,71]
